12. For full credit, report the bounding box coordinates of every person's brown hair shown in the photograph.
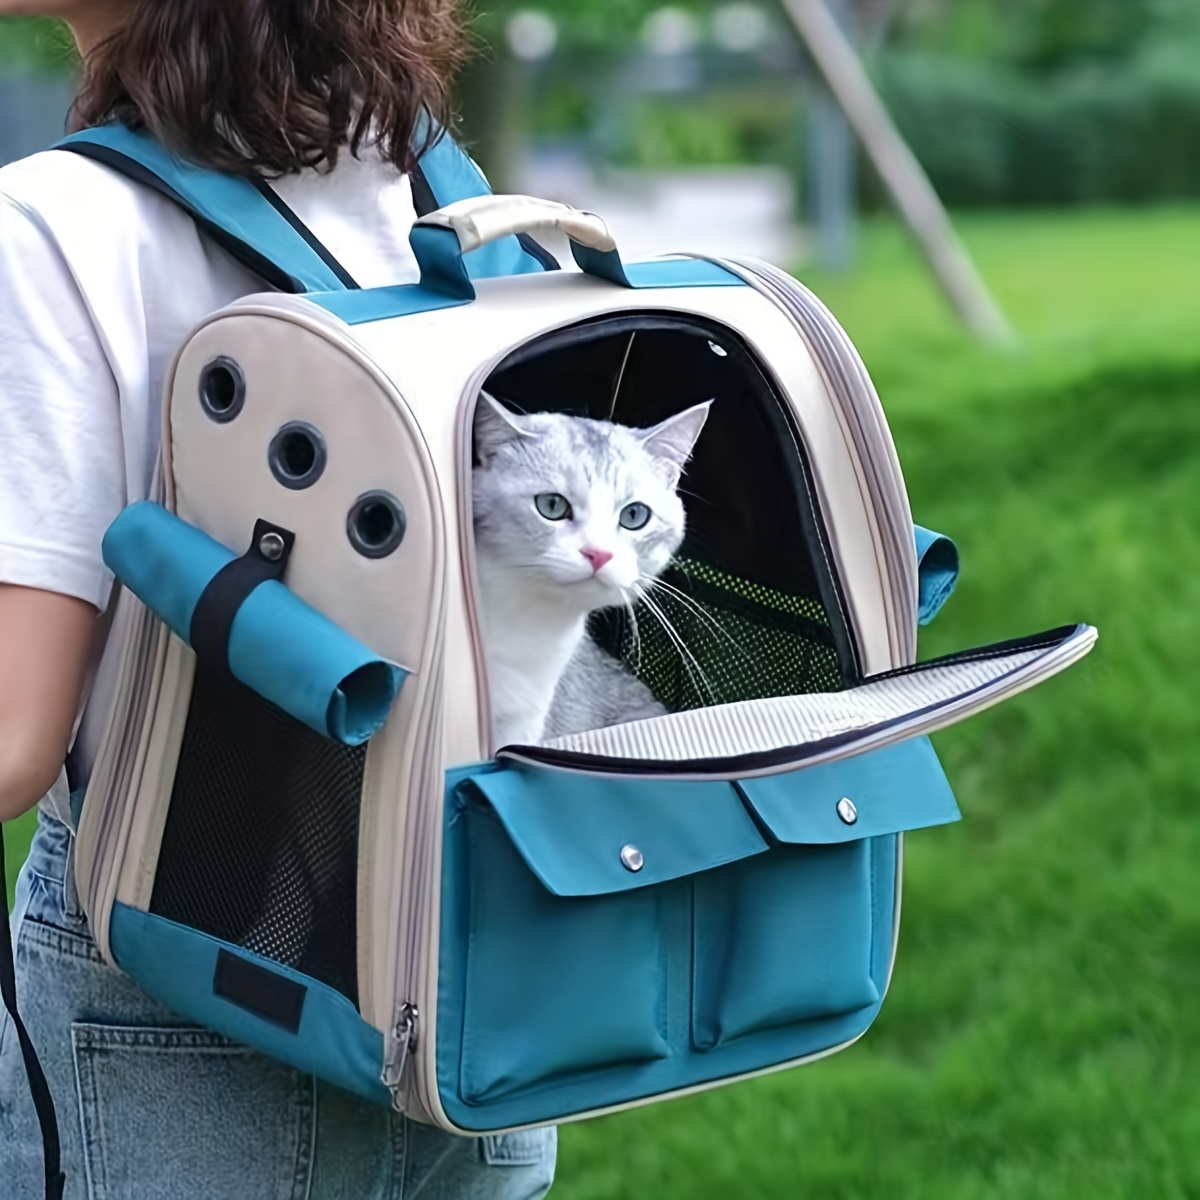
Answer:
[70,0,471,176]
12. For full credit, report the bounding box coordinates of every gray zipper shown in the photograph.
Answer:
[382,1002,419,1093]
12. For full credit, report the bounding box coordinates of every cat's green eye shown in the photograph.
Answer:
[535,492,572,521]
[619,502,651,531]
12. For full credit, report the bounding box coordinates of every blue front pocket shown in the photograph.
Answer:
[458,805,671,1103]
[440,738,960,1126]
[692,841,880,1049]
[452,767,769,1104]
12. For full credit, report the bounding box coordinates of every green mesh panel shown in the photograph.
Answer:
[597,556,844,714]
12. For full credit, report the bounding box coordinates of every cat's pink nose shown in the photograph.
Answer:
[581,547,613,572]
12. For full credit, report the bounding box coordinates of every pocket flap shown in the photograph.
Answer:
[461,768,768,897]
[736,737,960,845]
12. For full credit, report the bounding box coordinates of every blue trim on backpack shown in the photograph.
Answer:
[434,736,957,1131]
[102,502,403,746]
[915,525,960,625]
[108,904,390,1106]
[312,255,747,326]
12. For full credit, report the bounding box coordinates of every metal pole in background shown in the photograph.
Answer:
[807,0,855,272]
[781,0,1016,344]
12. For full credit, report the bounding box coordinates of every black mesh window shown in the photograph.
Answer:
[590,556,843,713]
[150,667,365,1005]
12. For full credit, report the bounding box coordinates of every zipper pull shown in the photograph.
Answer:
[382,1002,419,1092]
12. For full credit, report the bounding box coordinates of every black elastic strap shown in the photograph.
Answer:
[189,520,295,678]
[58,142,307,294]
[516,232,561,272]
[246,177,361,289]
[2,824,66,1200]
[408,163,439,218]
[408,164,560,272]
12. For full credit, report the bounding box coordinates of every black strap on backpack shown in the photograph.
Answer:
[1,823,66,1200]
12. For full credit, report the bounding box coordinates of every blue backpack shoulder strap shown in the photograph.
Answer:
[56,123,556,292]
[56,125,356,294]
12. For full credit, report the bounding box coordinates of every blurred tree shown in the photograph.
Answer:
[887,0,1199,71]
[0,16,75,75]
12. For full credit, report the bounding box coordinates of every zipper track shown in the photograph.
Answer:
[706,256,918,666]
[75,599,162,956]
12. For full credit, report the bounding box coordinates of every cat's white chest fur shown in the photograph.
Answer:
[477,562,586,747]
[470,393,710,752]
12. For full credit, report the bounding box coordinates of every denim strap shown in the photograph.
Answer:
[1,823,65,1200]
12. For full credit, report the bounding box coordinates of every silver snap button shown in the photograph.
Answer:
[258,531,286,562]
[836,797,858,825]
[619,844,644,873]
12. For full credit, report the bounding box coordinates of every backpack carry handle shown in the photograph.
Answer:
[411,193,634,299]
[417,194,616,256]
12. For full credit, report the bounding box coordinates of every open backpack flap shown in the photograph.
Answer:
[2,118,1097,1165]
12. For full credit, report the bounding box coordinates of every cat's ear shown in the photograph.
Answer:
[637,401,712,480]
[474,392,532,463]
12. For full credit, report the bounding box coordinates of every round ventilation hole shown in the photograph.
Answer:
[347,491,406,558]
[268,422,327,490]
[198,357,246,423]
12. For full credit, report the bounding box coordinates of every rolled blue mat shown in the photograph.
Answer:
[914,524,960,626]
[103,501,405,745]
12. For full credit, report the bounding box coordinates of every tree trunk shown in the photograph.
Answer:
[780,0,1016,344]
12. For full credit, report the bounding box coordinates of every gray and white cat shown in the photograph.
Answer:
[472,393,710,747]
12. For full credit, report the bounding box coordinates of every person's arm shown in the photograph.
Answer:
[0,191,127,820]
[0,586,96,822]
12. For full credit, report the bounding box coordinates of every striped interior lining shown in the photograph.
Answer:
[533,626,1095,766]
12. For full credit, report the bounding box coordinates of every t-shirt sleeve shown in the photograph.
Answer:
[0,193,125,611]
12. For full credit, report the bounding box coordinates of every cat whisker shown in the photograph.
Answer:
[643,576,746,654]
[634,583,717,705]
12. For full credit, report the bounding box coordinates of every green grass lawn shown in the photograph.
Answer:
[5,206,1199,1198]
[550,206,1200,1200]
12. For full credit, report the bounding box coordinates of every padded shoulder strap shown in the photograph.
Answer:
[57,123,556,293]
[56,125,357,295]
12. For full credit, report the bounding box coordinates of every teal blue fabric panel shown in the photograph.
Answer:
[457,802,672,1104]
[57,127,348,294]
[736,737,960,845]
[915,524,959,625]
[463,767,768,896]
[109,904,390,1106]
[570,245,745,288]
[408,222,478,298]
[102,502,403,744]
[311,247,746,325]
[692,840,880,1048]
[620,259,745,288]
[311,283,469,325]
[415,134,548,280]
[436,763,900,1131]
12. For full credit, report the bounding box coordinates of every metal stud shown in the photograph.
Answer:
[836,797,858,825]
[258,531,286,562]
[619,844,644,873]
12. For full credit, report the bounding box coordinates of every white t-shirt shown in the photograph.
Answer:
[0,143,421,820]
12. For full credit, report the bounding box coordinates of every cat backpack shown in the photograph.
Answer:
[7,122,1097,1180]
